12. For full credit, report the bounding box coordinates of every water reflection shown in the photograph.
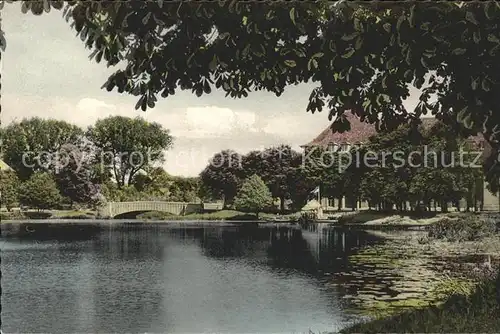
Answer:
[1,223,380,333]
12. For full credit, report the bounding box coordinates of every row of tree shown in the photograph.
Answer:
[0,115,484,213]
[0,116,202,210]
[200,121,483,213]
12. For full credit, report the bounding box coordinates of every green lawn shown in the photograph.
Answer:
[341,275,500,333]
[1,209,95,220]
[336,210,448,225]
[137,210,299,221]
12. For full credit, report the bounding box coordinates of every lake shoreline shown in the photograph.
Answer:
[337,213,500,333]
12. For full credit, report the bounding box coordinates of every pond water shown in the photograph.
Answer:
[1,222,384,333]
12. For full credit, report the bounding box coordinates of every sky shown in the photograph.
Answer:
[2,3,421,177]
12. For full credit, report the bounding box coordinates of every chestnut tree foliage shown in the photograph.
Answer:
[3,1,500,184]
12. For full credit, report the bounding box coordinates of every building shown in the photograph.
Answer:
[301,113,499,212]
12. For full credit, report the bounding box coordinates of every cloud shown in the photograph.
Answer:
[76,98,117,116]
[180,106,259,138]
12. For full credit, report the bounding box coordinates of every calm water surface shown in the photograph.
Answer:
[1,222,381,333]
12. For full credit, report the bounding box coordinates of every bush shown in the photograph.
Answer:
[428,216,497,242]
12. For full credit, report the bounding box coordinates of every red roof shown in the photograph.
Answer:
[303,113,484,147]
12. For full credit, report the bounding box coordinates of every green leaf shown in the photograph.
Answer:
[463,114,474,129]
[409,5,416,28]
[420,22,430,31]
[289,7,296,26]
[341,32,360,41]
[341,48,355,59]
[362,99,371,109]
[471,77,480,90]
[293,48,306,57]
[421,57,428,69]
[484,1,496,20]
[487,34,500,43]
[307,58,318,71]
[0,31,5,52]
[457,106,469,122]
[396,14,405,31]
[404,69,413,80]
[383,23,391,33]
[354,17,363,32]
[311,52,324,59]
[43,0,50,13]
[405,47,412,65]
[135,95,145,110]
[141,95,148,111]
[376,94,390,105]
[187,52,196,67]
[414,76,425,88]
[482,78,491,92]
[142,12,152,25]
[355,36,363,50]
[465,11,478,25]
[242,44,251,58]
[95,49,103,63]
[329,41,336,52]
[284,60,296,67]
[209,55,218,71]
[473,30,481,43]
[452,48,467,55]
[489,44,500,56]
[21,1,30,13]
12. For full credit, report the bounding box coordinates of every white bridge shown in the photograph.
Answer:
[98,201,222,218]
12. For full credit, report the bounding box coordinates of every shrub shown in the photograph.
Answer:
[428,216,497,242]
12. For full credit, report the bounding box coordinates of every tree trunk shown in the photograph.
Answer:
[280,196,285,213]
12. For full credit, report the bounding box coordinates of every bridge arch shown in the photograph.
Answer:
[98,201,203,219]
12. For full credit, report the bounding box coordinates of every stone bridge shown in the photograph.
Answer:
[98,201,222,218]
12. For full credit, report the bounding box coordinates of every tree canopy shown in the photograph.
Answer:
[18,172,63,210]
[3,1,500,189]
[233,174,273,218]
[86,115,173,187]
[3,1,500,142]
[1,117,84,180]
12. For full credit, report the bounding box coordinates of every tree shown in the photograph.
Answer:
[6,2,499,132]
[86,116,173,188]
[360,125,422,210]
[242,145,300,212]
[19,172,62,210]
[233,174,273,219]
[5,2,500,185]
[141,167,173,199]
[1,117,84,180]
[261,145,300,213]
[199,150,243,207]
[302,145,349,210]
[167,176,200,202]
[53,143,100,206]
[0,170,20,211]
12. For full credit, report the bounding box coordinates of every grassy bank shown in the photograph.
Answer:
[1,209,300,222]
[137,210,300,221]
[336,210,479,226]
[341,275,500,333]
[338,212,500,333]
[0,209,96,220]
